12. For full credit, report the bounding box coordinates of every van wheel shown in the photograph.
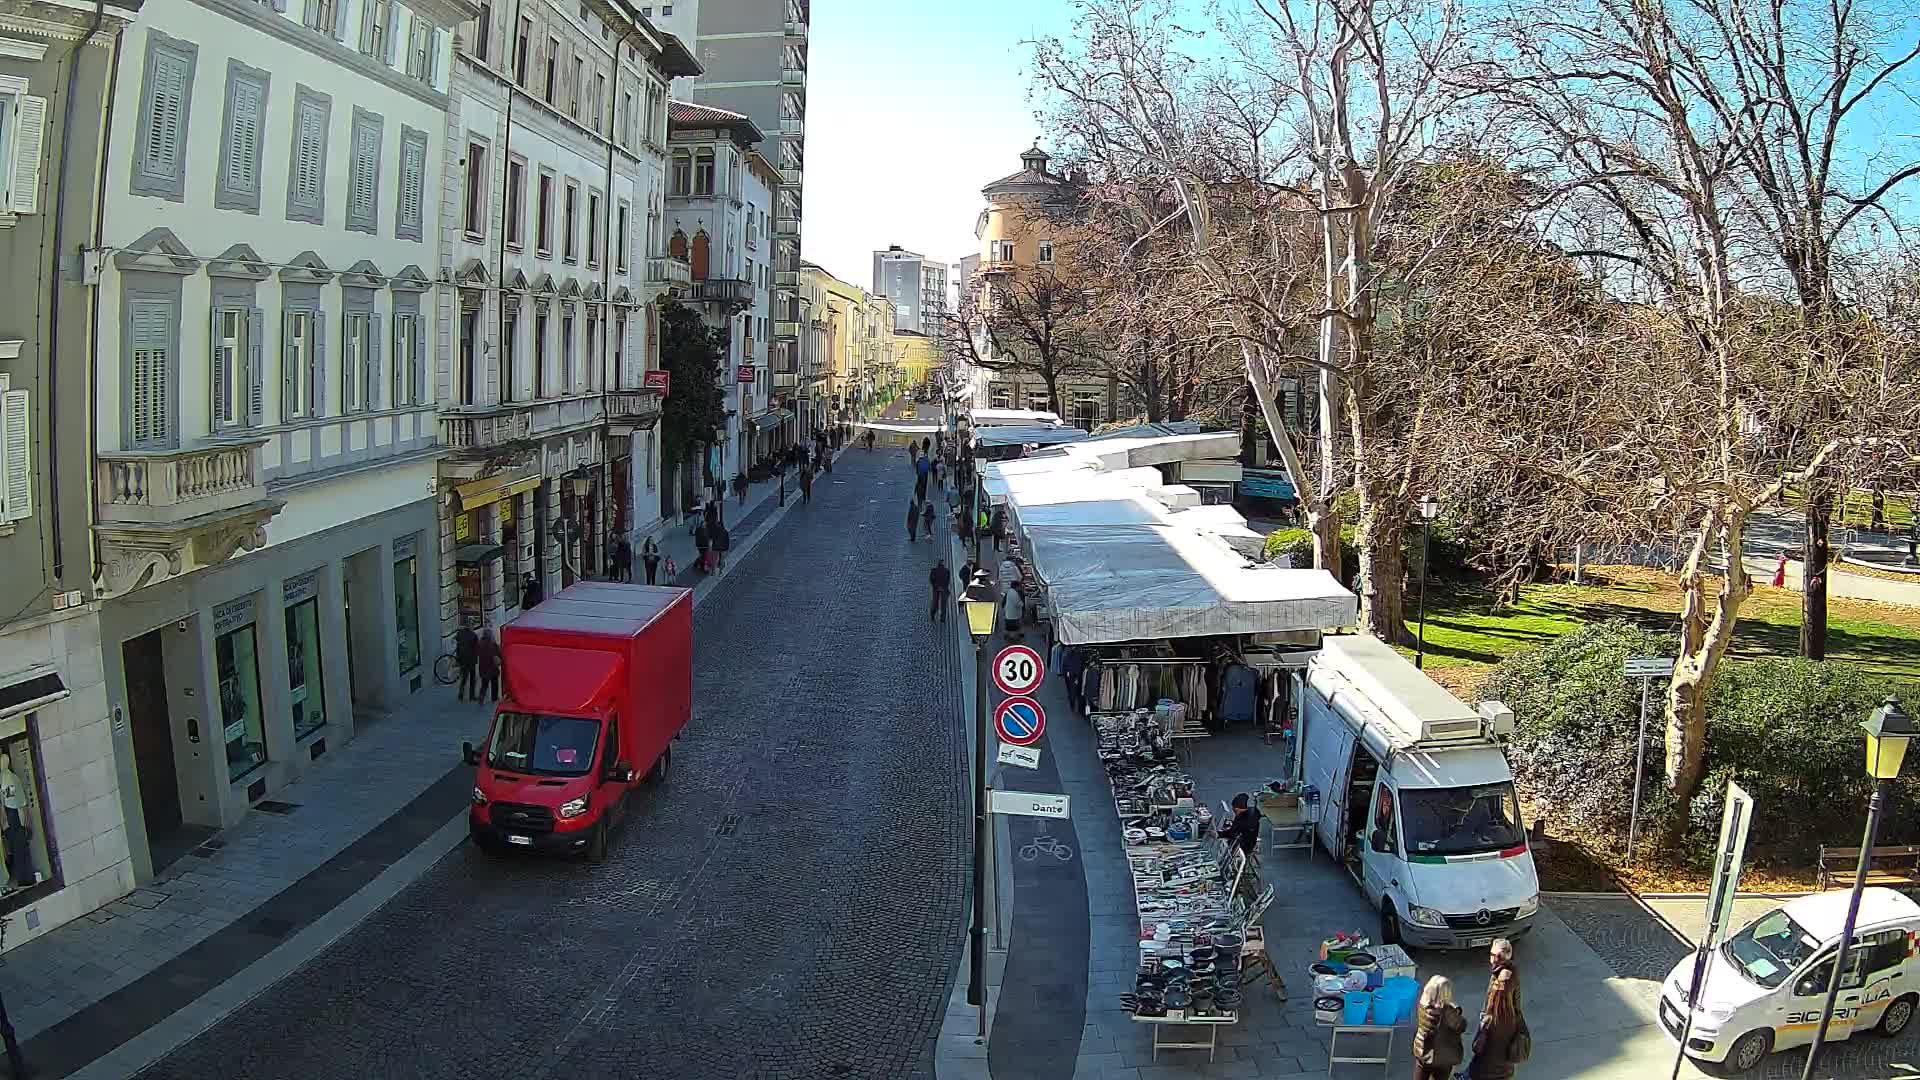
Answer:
[648,746,672,783]
[1880,993,1918,1037]
[586,820,609,864]
[1722,1029,1771,1074]
[471,829,506,857]
[1380,904,1404,948]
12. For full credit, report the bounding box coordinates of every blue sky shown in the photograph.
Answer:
[802,0,1077,290]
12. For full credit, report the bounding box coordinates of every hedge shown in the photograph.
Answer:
[1484,620,1920,868]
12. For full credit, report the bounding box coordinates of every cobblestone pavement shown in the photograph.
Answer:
[137,453,970,1080]
[1555,894,1920,1079]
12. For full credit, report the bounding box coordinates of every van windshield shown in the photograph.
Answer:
[1721,908,1820,989]
[1399,783,1525,857]
[486,712,601,777]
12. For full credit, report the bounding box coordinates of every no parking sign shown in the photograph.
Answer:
[994,696,1046,746]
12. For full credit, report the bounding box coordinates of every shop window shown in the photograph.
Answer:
[0,718,53,898]
[395,553,421,674]
[286,596,327,741]
[502,496,521,608]
[216,614,267,781]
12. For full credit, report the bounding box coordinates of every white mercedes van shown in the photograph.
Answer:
[1660,888,1920,1073]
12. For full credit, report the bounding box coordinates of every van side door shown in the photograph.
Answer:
[1783,946,1872,1048]
[602,715,626,823]
[1360,780,1400,907]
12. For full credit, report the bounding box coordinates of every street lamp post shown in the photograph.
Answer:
[961,573,997,1038]
[1414,494,1439,669]
[1801,697,1916,1080]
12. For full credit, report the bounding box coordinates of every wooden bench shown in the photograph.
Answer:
[1817,844,1920,891]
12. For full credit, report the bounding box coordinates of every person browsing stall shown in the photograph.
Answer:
[1219,793,1261,855]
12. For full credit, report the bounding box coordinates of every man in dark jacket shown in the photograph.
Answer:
[453,623,479,701]
[477,626,502,703]
[520,573,544,609]
[799,465,813,505]
[1219,793,1262,857]
[929,558,951,621]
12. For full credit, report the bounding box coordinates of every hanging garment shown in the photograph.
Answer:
[1219,663,1260,726]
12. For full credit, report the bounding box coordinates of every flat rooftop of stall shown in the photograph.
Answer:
[982,431,1357,645]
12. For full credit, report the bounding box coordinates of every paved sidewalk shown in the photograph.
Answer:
[3,458,815,1080]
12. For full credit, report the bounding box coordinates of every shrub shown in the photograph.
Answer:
[1488,620,1920,868]
[1264,528,1316,566]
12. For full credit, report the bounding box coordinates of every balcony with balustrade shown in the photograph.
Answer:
[692,277,754,309]
[605,387,665,436]
[93,439,285,597]
[646,256,693,293]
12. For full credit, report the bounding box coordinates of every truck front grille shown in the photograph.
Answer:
[489,802,556,833]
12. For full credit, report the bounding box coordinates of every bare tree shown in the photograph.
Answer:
[1462,0,1920,801]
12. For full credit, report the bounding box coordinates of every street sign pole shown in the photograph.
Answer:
[1672,781,1753,1080]
[1625,657,1675,864]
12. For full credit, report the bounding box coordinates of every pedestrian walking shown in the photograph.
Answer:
[922,436,932,457]
[454,623,479,701]
[1467,942,1529,1079]
[1412,976,1466,1080]
[1001,580,1024,637]
[991,507,1008,551]
[921,500,935,540]
[695,521,712,574]
[614,537,632,583]
[907,500,920,541]
[642,537,661,585]
[929,558,952,621]
[520,573,544,610]
[915,472,929,503]
[477,626,502,703]
[734,471,749,504]
[800,466,813,505]
[713,522,732,571]
[1771,552,1788,588]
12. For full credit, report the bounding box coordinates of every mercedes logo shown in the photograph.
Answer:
[1475,909,1492,926]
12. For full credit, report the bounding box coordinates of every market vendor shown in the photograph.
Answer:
[1001,581,1024,635]
[1219,793,1261,855]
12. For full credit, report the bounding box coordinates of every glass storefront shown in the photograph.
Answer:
[285,596,327,741]
[0,721,53,896]
[502,496,520,609]
[215,601,267,781]
[394,550,421,674]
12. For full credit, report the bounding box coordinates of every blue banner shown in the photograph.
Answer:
[1240,468,1297,500]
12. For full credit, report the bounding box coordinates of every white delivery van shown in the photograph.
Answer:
[1660,888,1920,1073]
[1300,635,1539,949]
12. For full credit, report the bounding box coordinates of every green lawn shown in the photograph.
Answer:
[1405,569,1920,684]
[1780,486,1916,530]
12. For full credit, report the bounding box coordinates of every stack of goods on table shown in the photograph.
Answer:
[1307,934,1419,1026]
[1100,712,1251,1024]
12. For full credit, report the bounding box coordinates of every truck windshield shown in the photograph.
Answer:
[1720,908,1820,989]
[1399,782,1525,857]
[486,712,601,777]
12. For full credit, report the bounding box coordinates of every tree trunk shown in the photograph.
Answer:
[1354,487,1407,642]
[1665,505,1752,803]
[1801,486,1830,660]
[1309,504,1342,581]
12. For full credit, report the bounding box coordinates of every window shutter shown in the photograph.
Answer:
[411,317,426,404]
[297,102,325,206]
[312,316,326,414]
[368,312,383,410]
[282,311,299,421]
[144,54,188,182]
[248,307,266,424]
[226,80,262,195]
[130,305,171,447]
[400,139,424,233]
[210,308,232,426]
[0,384,28,522]
[10,95,47,214]
[352,121,378,225]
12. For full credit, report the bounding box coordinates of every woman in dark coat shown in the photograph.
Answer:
[1466,967,1528,1079]
[1411,975,1465,1080]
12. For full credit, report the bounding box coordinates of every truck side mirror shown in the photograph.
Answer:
[1370,829,1390,852]
[609,762,635,784]
[462,742,479,767]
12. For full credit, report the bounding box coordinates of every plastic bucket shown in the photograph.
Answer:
[1377,977,1419,1025]
[1370,989,1404,1025]
[1342,990,1373,1025]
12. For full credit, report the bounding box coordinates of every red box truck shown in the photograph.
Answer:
[463,582,693,862]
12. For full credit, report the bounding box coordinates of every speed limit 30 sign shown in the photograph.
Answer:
[992,644,1045,696]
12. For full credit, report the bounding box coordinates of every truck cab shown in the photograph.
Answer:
[464,583,693,863]
[1660,888,1920,1072]
[1302,635,1539,949]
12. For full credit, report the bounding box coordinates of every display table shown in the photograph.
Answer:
[1132,1012,1234,1061]
[1259,797,1314,860]
[1323,1023,1396,1075]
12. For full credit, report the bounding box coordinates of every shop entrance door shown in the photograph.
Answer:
[123,630,184,860]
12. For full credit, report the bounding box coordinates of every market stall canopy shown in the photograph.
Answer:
[986,430,1356,644]
[751,408,794,431]
[968,407,1062,427]
[972,424,1089,449]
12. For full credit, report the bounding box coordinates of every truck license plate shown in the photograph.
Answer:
[507,834,532,846]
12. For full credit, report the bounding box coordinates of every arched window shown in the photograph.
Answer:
[669,229,688,260]
[690,230,710,281]
[671,151,691,195]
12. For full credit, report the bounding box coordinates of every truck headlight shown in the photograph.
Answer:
[1703,1004,1736,1023]
[471,787,488,806]
[1517,895,1539,918]
[1406,905,1448,928]
[559,793,591,819]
